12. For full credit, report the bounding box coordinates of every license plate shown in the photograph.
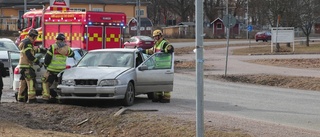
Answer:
[145,42,151,44]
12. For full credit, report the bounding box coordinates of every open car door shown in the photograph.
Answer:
[136,52,174,93]
[8,51,20,88]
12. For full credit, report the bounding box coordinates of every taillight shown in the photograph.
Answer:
[66,65,71,69]
[14,67,20,74]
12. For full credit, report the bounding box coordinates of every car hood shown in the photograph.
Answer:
[62,67,130,79]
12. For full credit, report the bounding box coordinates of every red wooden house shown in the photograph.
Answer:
[211,17,240,38]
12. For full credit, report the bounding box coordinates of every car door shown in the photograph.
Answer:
[135,52,174,93]
[8,51,20,88]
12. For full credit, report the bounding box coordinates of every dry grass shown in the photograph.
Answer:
[232,42,320,55]
[175,41,320,92]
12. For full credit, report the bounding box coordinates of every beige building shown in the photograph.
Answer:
[0,0,148,32]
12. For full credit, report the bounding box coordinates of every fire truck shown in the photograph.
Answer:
[16,8,126,50]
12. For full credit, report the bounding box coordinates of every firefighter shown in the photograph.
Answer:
[0,61,6,102]
[42,33,74,103]
[140,29,174,103]
[17,29,47,103]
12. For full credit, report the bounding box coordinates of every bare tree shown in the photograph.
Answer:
[203,0,222,22]
[147,0,166,26]
[296,0,320,46]
[162,0,194,22]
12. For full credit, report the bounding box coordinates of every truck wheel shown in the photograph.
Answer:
[122,82,135,106]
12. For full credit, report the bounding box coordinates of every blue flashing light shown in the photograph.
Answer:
[120,23,124,26]
[88,22,92,25]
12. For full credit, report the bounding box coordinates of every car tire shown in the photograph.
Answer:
[58,99,70,104]
[122,82,135,106]
[147,92,154,99]
[256,40,258,42]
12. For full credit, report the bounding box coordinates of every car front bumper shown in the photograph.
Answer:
[56,85,127,99]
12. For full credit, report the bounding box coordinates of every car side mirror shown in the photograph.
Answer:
[138,65,148,71]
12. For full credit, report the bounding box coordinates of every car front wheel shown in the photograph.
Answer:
[122,82,135,106]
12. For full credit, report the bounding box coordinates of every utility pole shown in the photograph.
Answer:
[136,0,141,36]
[224,0,230,77]
[24,0,27,13]
[195,0,204,136]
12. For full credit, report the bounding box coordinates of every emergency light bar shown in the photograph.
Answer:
[86,22,125,26]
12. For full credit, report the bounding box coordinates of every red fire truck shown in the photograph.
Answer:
[17,8,126,50]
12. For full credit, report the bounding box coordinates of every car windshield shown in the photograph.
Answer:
[138,36,153,41]
[77,51,134,68]
[0,41,19,51]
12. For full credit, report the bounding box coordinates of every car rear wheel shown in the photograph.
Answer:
[122,82,135,106]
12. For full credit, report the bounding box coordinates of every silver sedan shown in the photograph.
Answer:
[57,48,174,106]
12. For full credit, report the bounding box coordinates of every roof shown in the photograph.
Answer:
[211,17,241,24]
[178,22,195,26]
[211,18,223,24]
[128,17,153,27]
[0,0,148,8]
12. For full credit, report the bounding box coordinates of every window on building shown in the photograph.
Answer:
[135,9,144,16]
[92,8,103,12]
[70,8,86,12]
[217,23,222,29]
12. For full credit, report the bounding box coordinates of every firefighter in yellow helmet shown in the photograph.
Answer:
[140,29,174,103]
[41,33,74,103]
[17,29,47,103]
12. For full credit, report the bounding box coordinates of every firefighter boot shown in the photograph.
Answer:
[27,98,38,104]
[159,92,170,103]
[152,92,163,102]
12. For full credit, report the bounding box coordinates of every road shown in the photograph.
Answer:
[171,37,320,48]
[2,40,320,136]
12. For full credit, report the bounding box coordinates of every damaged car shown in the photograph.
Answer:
[57,48,174,106]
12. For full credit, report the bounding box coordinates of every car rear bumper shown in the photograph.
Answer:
[56,85,127,99]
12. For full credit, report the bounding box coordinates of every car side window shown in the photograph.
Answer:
[73,50,82,61]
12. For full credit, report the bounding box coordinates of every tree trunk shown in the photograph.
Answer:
[276,43,280,52]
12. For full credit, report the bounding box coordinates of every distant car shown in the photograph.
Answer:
[123,35,154,49]
[0,38,20,87]
[255,31,272,42]
[57,48,174,106]
[10,48,87,96]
